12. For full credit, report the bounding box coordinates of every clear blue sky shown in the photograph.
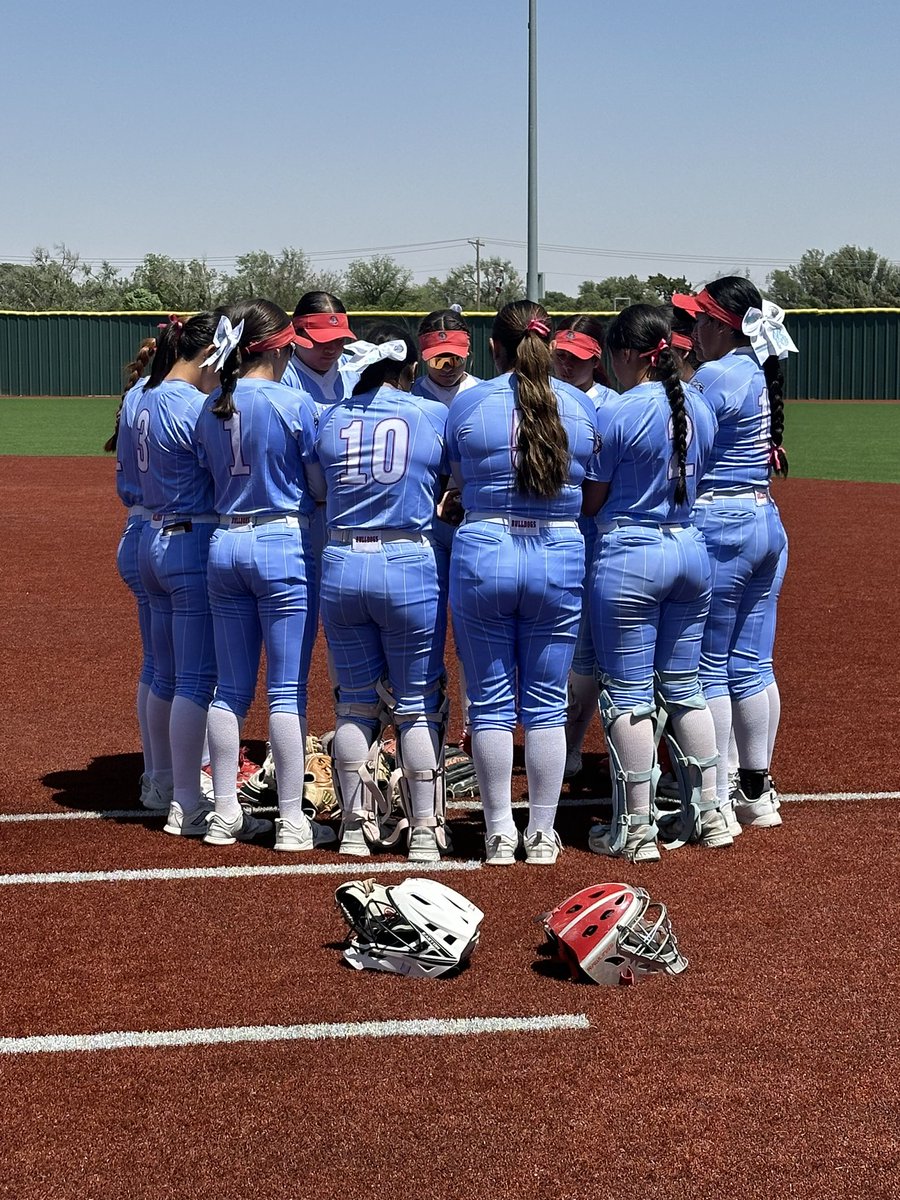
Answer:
[2,0,897,294]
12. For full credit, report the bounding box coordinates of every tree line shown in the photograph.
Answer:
[1,244,898,313]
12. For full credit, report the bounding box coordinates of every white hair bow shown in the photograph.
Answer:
[338,339,408,379]
[201,315,245,372]
[741,301,798,364]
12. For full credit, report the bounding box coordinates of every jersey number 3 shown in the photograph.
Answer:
[339,418,410,485]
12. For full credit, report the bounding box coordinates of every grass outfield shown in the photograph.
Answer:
[1,396,899,483]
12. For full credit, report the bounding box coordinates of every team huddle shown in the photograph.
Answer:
[109,280,797,866]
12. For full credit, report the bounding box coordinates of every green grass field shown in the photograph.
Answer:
[1,396,898,483]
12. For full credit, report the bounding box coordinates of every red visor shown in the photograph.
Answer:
[670,331,693,352]
[551,329,601,360]
[246,325,308,355]
[671,289,743,332]
[419,329,471,362]
[293,311,356,344]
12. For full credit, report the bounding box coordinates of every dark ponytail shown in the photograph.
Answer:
[605,303,689,505]
[351,324,417,395]
[764,357,788,476]
[493,300,569,498]
[210,299,292,420]
[104,337,156,452]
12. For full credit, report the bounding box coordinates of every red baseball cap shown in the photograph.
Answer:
[551,329,601,360]
[292,311,356,344]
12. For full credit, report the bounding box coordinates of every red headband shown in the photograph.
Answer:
[419,329,471,361]
[672,288,743,331]
[158,314,183,335]
[245,325,304,355]
[292,311,355,344]
[551,329,601,360]
[670,331,693,352]
[639,338,670,367]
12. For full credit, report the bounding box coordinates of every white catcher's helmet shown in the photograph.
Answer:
[335,878,484,978]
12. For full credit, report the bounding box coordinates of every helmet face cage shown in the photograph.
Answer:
[617,894,687,978]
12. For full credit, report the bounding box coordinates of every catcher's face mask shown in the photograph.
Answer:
[335,878,484,979]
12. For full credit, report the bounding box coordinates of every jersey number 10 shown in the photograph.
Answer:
[339,418,411,485]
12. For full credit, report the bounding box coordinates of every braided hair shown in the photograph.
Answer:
[210,299,291,420]
[605,304,690,506]
[492,300,569,498]
[705,276,789,477]
[104,337,156,452]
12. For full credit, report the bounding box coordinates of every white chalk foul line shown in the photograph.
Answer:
[0,859,482,888]
[449,791,900,811]
[0,1013,589,1056]
[0,806,279,824]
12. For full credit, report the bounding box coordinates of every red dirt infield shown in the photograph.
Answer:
[1,458,898,1200]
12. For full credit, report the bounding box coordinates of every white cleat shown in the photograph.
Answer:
[524,829,562,865]
[274,814,337,852]
[733,787,782,829]
[484,831,520,866]
[164,798,214,838]
[203,810,273,846]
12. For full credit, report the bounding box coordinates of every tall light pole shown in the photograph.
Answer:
[468,237,484,308]
[526,0,539,301]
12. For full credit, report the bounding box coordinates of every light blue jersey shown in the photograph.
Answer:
[281,352,358,411]
[316,386,448,531]
[115,379,148,507]
[194,379,319,517]
[411,372,482,407]
[691,348,770,489]
[447,374,600,520]
[594,381,716,524]
[138,380,215,515]
[586,381,620,409]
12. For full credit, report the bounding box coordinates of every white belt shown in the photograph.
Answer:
[126,505,152,520]
[465,513,579,534]
[329,529,426,553]
[596,518,691,533]
[696,488,770,506]
[150,513,218,532]
[221,513,310,529]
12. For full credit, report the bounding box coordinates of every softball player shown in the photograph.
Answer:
[551,315,619,779]
[447,300,600,866]
[313,326,449,862]
[583,304,724,862]
[107,338,157,804]
[136,313,221,834]
[412,309,483,734]
[193,299,335,852]
[672,278,797,830]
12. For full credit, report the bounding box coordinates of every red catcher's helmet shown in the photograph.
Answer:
[540,883,688,986]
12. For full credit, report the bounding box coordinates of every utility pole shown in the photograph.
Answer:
[526,0,539,301]
[468,238,485,308]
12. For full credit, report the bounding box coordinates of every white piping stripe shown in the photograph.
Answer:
[0,859,482,888]
[0,1013,590,1056]
[448,791,900,810]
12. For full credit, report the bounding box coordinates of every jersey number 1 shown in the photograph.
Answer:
[224,413,250,477]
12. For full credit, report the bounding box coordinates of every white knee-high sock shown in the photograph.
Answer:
[765,681,782,770]
[457,658,471,734]
[169,697,209,808]
[607,714,655,819]
[399,717,441,825]
[137,681,154,775]
[566,673,599,756]
[270,711,306,823]
[206,705,242,821]
[201,724,210,770]
[525,726,566,835]
[732,690,770,772]
[333,719,375,816]
[146,691,173,788]
[471,728,516,838]
[669,707,719,807]
[707,695,733,806]
[728,729,738,775]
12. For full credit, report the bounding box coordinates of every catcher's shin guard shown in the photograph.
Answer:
[332,686,394,849]
[390,679,452,853]
[597,686,657,855]
[653,684,718,850]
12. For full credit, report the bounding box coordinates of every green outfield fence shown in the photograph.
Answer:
[1,309,899,399]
